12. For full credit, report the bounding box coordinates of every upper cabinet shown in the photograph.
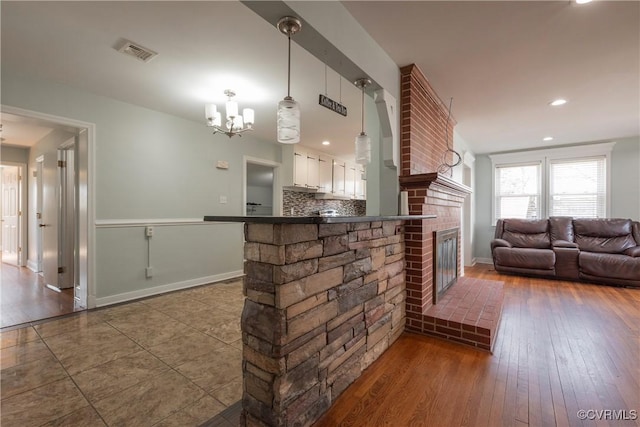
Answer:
[282,145,366,200]
[318,154,333,193]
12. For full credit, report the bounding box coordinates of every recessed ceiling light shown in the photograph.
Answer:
[550,99,567,106]
[543,136,554,141]
[322,140,330,146]
[576,0,592,4]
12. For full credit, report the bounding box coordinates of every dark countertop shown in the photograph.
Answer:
[203,215,436,224]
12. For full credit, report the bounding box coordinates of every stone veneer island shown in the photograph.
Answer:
[203,215,434,426]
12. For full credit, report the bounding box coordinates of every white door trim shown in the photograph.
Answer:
[1,104,96,309]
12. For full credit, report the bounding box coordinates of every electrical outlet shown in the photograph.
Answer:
[219,196,227,204]
[145,226,154,237]
[146,267,153,278]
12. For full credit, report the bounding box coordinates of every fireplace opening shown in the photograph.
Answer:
[433,228,459,304]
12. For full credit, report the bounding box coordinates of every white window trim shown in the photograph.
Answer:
[489,142,616,224]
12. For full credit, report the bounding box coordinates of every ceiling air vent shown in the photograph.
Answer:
[117,39,157,63]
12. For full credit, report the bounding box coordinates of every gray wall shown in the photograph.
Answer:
[1,145,29,163]
[3,70,281,305]
[473,137,640,260]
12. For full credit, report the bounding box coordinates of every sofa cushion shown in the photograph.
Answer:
[579,252,640,281]
[494,247,555,270]
[501,219,550,249]
[549,217,574,242]
[573,218,631,237]
[574,218,636,254]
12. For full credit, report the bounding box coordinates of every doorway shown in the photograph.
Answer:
[244,157,281,216]
[1,164,25,266]
[1,106,93,327]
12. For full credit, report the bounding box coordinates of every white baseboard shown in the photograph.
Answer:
[95,270,244,307]
[475,257,493,265]
[26,259,40,273]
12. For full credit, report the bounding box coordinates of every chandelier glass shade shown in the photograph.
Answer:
[205,90,254,138]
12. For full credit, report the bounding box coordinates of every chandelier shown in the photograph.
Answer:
[205,90,255,138]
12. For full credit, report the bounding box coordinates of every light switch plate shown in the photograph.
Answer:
[216,160,229,169]
[219,196,228,204]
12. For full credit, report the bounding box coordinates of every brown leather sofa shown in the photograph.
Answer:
[491,217,640,287]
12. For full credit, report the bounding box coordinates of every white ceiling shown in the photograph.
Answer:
[344,0,640,153]
[1,1,638,157]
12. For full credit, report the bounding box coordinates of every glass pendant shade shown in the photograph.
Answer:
[205,104,216,126]
[213,112,222,127]
[225,100,238,119]
[277,96,300,144]
[355,132,371,165]
[243,108,255,127]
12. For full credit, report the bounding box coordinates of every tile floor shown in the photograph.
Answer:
[0,278,244,427]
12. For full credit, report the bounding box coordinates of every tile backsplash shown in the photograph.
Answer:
[283,190,366,216]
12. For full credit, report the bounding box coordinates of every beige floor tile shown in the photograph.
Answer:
[43,323,141,375]
[153,395,226,427]
[146,329,227,368]
[34,311,107,339]
[93,369,205,427]
[1,353,68,399]
[107,309,194,348]
[40,406,106,427]
[204,318,242,344]
[229,338,243,351]
[97,301,153,322]
[0,326,40,349]
[141,292,203,311]
[72,350,170,403]
[179,309,238,336]
[209,377,243,406]
[175,345,242,393]
[149,298,213,321]
[0,338,52,370]
[0,378,89,427]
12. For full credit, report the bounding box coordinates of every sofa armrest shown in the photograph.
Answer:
[624,246,640,257]
[553,239,578,249]
[491,238,512,251]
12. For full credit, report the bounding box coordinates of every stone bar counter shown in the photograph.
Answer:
[203,215,434,427]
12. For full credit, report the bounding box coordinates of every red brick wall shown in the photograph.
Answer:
[400,64,456,177]
[399,65,464,333]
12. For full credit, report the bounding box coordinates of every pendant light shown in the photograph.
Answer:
[276,16,302,144]
[355,78,372,164]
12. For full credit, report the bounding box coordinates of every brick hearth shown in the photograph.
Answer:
[423,277,503,352]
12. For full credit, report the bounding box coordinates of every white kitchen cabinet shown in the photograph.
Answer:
[355,165,366,200]
[332,160,346,195]
[306,152,319,190]
[293,150,307,188]
[318,154,333,193]
[345,163,357,198]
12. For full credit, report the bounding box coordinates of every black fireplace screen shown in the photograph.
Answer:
[433,228,459,304]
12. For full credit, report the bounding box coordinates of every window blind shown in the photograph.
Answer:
[549,156,606,218]
[495,163,541,219]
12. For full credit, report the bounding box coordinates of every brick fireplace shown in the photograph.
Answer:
[399,65,503,351]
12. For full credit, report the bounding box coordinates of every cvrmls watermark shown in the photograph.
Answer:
[577,409,638,421]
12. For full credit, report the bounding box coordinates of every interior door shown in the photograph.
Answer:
[1,166,20,265]
[58,146,75,289]
[36,158,44,272]
[41,150,59,287]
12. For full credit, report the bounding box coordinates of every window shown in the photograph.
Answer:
[549,157,606,218]
[495,162,541,219]
[490,142,614,222]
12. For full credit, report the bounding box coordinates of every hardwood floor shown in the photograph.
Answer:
[314,265,640,427]
[0,263,77,328]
